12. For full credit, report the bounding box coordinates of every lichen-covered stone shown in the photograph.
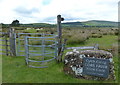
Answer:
[63,49,115,80]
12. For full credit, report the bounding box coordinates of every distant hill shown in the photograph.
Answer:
[62,22,83,27]
[20,23,55,28]
[62,20,118,28]
[2,20,118,28]
[82,20,117,27]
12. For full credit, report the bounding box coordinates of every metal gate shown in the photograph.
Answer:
[0,32,10,56]
[24,34,58,68]
[16,33,48,56]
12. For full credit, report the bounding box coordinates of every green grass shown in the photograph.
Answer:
[2,34,119,83]
[86,35,118,48]
[24,29,37,33]
[2,55,118,83]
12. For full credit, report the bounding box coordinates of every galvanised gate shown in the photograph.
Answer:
[15,15,64,68]
[0,31,58,68]
[16,33,46,56]
[24,34,58,68]
[16,33,58,68]
[1,15,64,68]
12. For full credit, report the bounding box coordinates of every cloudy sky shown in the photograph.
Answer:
[0,0,119,24]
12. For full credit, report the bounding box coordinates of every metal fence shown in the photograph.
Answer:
[16,33,58,56]
[0,32,10,56]
[24,34,58,68]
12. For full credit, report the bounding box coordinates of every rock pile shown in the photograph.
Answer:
[63,49,116,80]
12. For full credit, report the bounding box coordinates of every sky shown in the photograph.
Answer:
[0,0,119,24]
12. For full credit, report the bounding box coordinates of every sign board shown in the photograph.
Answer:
[82,57,110,78]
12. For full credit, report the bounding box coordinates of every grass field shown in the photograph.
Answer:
[2,34,119,83]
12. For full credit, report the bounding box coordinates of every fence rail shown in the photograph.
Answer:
[0,32,10,56]
[66,44,99,50]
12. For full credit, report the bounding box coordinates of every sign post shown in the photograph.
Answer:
[57,15,64,62]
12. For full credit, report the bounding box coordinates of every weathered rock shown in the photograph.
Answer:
[63,49,115,80]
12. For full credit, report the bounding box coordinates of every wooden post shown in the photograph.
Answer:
[9,28,16,56]
[57,15,64,62]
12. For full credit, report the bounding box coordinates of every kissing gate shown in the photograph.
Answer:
[1,15,99,68]
[1,15,64,68]
[24,34,58,68]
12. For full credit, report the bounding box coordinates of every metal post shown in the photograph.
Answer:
[14,33,17,56]
[25,36,29,65]
[9,28,16,56]
[5,34,8,56]
[17,33,20,56]
[94,44,99,50]
[42,34,45,60]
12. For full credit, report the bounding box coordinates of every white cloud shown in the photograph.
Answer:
[0,0,118,24]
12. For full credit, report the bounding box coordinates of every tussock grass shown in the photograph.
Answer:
[62,29,90,45]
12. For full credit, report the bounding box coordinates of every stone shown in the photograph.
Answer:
[63,50,115,81]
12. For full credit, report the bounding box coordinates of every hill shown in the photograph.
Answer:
[62,20,118,28]
[82,20,117,27]
[2,20,118,28]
